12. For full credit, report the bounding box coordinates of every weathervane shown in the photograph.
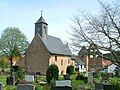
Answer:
[41,10,43,17]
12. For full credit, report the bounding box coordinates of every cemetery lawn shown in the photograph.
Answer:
[0,75,6,85]
[36,74,95,90]
[0,74,120,90]
[0,74,95,90]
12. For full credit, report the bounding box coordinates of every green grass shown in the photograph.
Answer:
[0,75,7,85]
[4,86,16,90]
[35,85,44,90]
[71,74,94,90]
[0,75,16,90]
[109,77,120,90]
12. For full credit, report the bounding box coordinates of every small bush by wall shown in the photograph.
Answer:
[46,64,59,87]
[66,65,74,75]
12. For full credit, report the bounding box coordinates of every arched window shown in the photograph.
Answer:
[37,27,40,32]
[61,60,63,66]
[68,59,70,64]
[55,56,57,61]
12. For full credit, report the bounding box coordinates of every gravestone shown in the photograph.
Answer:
[52,86,72,90]
[54,80,72,90]
[95,83,103,90]
[56,80,71,87]
[95,83,114,90]
[103,84,114,90]
[25,75,34,84]
[88,72,93,83]
[17,84,35,90]
[6,76,15,85]
[118,67,120,77]
[0,82,3,90]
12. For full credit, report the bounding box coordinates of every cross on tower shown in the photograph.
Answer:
[41,10,43,17]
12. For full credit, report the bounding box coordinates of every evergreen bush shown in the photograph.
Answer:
[76,73,88,83]
[109,77,120,90]
[15,66,25,80]
[76,73,84,80]
[66,65,74,75]
[46,64,59,87]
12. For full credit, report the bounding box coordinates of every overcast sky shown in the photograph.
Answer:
[0,0,115,43]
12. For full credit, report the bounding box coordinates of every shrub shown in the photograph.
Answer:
[46,64,59,87]
[75,68,79,72]
[4,86,15,90]
[76,73,88,83]
[15,66,25,80]
[83,77,88,83]
[93,72,99,78]
[109,77,120,90]
[66,65,74,75]
[76,73,84,80]
[0,59,9,74]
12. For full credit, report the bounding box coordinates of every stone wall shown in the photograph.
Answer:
[49,55,74,75]
[25,35,50,75]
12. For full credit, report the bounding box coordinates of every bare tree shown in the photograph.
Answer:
[70,0,120,65]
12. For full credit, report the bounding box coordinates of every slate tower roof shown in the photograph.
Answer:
[36,16,48,25]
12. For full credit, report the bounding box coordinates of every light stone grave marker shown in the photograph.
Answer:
[56,80,71,87]
[0,82,3,90]
[25,75,34,84]
[88,72,93,83]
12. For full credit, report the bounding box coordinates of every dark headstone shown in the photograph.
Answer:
[63,75,70,80]
[0,82,3,90]
[6,76,15,85]
[95,83,103,90]
[52,86,72,90]
[95,83,114,90]
[103,84,114,90]
[17,84,35,90]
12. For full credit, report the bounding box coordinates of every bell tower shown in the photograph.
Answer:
[35,11,48,38]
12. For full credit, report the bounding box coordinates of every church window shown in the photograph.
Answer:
[61,60,63,66]
[81,65,82,69]
[61,70,64,75]
[68,59,70,64]
[37,27,40,31]
[44,26,47,35]
[71,62,73,66]
[44,26,46,29]
[55,56,57,61]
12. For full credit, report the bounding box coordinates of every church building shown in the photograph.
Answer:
[20,15,74,75]
[78,44,112,72]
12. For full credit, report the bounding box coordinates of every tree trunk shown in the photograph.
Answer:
[9,57,13,76]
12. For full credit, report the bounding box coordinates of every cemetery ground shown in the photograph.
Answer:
[0,73,94,90]
[0,72,120,90]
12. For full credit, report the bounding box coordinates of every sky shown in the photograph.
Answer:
[0,0,114,43]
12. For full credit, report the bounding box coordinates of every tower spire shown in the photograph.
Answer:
[35,11,48,37]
